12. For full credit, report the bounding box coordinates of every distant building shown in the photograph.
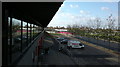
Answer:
[20,28,35,30]
[58,32,73,36]
[16,30,30,32]
[45,28,56,33]
[45,28,68,33]
[54,29,67,32]
[46,31,56,33]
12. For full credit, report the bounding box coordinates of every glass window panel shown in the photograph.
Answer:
[28,23,31,43]
[38,26,42,33]
[35,25,39,34]
[31,24,34,40]
[34,25,38,38]
[33,24,37,39]
[22,21,27,50]
[8,17,10,64]
[11,18,21,63]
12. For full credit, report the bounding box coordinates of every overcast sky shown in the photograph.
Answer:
[48,0,119,28]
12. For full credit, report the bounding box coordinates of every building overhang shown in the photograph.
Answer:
[3,2,64,27]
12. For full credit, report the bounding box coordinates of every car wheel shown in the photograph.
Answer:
[81,47,84,49]
[70,46,72,49]
[67,46,70,49]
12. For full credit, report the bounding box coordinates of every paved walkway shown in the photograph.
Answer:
[39,49,75,65]
[16,33,43,66]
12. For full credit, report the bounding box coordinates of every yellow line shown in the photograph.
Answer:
[53,34,120,57]
[104,58,119,62]
[68,36,119,57]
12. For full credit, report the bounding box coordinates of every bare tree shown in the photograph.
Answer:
[106,14,115,30]
[106,14,116,46]
[93,17,102,43]
[87,19,95,29]
[95,17,101,29]
[72,24,80,28]
[86,18,96,41]
[67,24,82,35]
[67,25,72,31]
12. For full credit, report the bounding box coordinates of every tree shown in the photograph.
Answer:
[87,19,94,29]
[87,19,96,38]
[67,24,74,33]
[95,17,101,29]
[107,14,115,30]
[106,14,116,46]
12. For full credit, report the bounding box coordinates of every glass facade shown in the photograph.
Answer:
[31,24,34,41]
[7,17,43,64]
[28,23,31,45]
[22,22,27,50]
[12,18,21,63]
[8,17,11,64]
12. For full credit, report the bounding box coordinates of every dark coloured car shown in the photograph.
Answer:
[74,36,82,39]
[23,35,27,39]
[57,38,65,42]
[14,37,21,43]
[61,39,69,44]
[16,37,21,41]
[14,35,27,42]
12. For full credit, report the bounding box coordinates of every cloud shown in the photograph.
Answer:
[65,0,119,2]
[102,0,117,2]
[49,9,99,27]
[69,4,79,8]
[101,7,109,11]
[90,16,96,20]
[61,4,65,7]
[80,10,90,15]
[80,10,84,14]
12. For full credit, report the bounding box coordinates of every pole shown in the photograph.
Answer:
[21,20,23,52]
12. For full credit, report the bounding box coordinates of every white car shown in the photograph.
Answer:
[67,40,84,49]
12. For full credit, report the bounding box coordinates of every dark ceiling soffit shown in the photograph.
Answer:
[3,2,63,27]
[12,10,42,27]
[5,6,43,27]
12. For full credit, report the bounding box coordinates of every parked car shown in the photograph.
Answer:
[61,39,69,44]
[74,36,82,39]
[14,35,27,42]
[23,35,27,39]
[57,38,65,42]
[67,40,84,49]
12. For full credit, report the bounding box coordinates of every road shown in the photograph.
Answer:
[64,44,119,65]
[37,33,119,66]
[54,35,119,65]
[74,36,120,53]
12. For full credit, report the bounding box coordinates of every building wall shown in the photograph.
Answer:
[0,1,2,67]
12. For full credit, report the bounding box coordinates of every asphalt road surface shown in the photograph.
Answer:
[38,34,119,66]
[54,35,119,65]
[74,36,120,53]
[65,45,119,65]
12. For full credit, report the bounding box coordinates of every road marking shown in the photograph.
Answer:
[71,37,119,57]
[59,34,120,57]
[52,34,120,65]
[104,58,119,62]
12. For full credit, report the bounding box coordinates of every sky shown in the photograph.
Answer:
[47,0,119,28]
